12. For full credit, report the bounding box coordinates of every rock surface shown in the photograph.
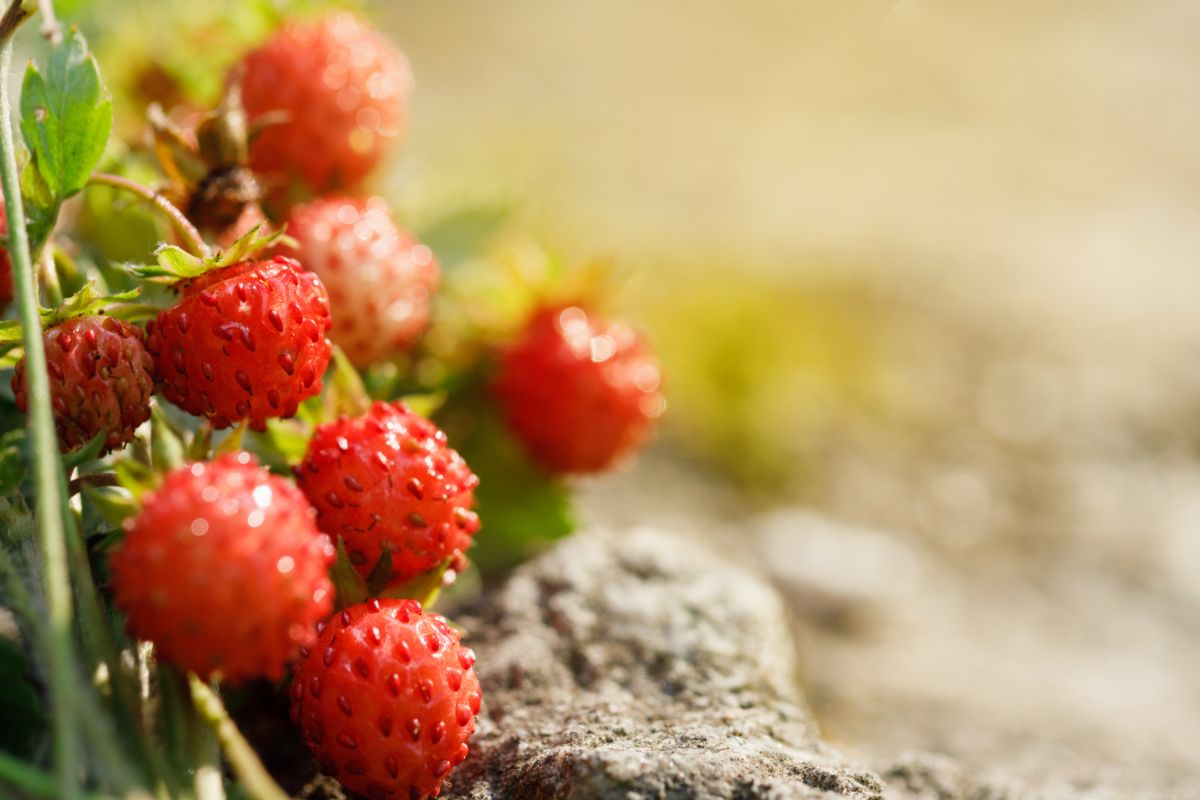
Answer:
[443,527,884,800]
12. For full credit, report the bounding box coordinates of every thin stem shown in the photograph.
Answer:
[37,0,60,44]
[68,471,119,495]
[88,173,209,258]
[39,248,62,305]
[188,676,290,800]
[0,33,81,800]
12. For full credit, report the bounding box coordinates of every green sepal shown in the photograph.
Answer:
[381,559,451,610]
[185,423,213,463]
[330,536,369,611]
[82,486,138,528]
[61,429,107,472]
[113,457,159,499]
[132,223,290,284]
[322,347,371,421]
[364,549,394,597]
[0,280,140,346]
[150,407,185,473]
[212,420,248,458]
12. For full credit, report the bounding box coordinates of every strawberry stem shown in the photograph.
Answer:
[188,675,290,800]
[88,172,210,258]
[0,18,82,799]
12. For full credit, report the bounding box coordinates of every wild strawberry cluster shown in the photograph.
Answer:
[0,8,663,800]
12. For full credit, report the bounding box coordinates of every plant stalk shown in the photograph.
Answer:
[88,172,209,258]
[0,30,81,800]
[188,676,290,800]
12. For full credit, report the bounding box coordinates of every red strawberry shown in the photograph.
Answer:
[12,315,154,454]
[109,453,335,682]
[146,256,333,430]
[492,305,665,473]
[0,197,12,312]
[278,196,438,366]
[240,13,412,197]
[296,402,479,586]
[290,598,481,800]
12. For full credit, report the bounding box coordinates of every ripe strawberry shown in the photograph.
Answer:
[12,315,154,455]
[240,13,412,197]
[492,305,665,473]
[290,598,481,800]
[278,196,438,366]
[109,453,335,682]
[296,402,479,586]
[0,198,12,312]
[146,256,333,430]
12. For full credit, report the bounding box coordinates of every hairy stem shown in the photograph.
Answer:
[0,30,81,800]
[188,676,290,800]
[88,172,209,258]
[39,247,62,305]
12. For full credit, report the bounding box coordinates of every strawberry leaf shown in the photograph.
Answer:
[20,28,112,202]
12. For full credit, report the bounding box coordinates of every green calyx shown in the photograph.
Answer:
[131,222,294,284]
[0,280,139,347]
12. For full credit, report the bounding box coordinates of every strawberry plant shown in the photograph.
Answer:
[0,2,663,799]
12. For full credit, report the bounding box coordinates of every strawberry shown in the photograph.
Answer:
[240,12,412,197]
[290,598,481,800]
[492,305,665,473]
[109,453,335,682]
[278,196,438,366]
[295,402,479,586]
[146,256,333,430]
[0,198,12,312]
[12,315,154,455]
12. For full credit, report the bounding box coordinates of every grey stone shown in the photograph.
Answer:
[443,527,884,800]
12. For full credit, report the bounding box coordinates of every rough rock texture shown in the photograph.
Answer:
[442,527,883,800]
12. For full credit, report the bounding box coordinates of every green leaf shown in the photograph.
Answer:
[20,28,113,201]
[436,401,576,574]
[330,537,368,610]
[417,203,511,269]
[18,155,57,251]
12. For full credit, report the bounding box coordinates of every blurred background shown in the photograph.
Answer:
[383,3,1200,793]
[81,0,1200,795]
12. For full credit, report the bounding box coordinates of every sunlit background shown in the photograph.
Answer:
[78,0,1200,794]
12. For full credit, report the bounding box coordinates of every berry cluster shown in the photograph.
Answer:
[0,7,662,800]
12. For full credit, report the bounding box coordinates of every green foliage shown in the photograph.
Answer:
[437,398,575,574]
[19,28,111,248]
[417,203,511,270]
